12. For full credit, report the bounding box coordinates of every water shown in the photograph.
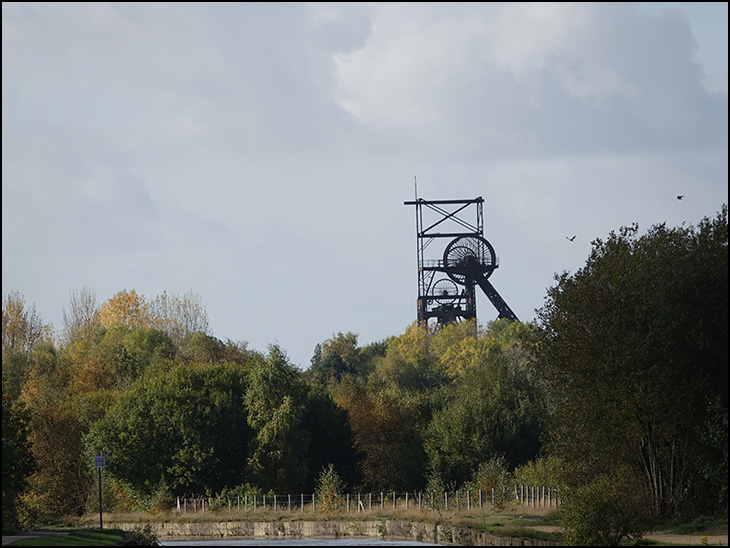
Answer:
[161,539,430,546]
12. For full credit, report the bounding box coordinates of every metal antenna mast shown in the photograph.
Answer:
[404,195,518,325]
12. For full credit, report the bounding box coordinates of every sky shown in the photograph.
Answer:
[3,2,728,369]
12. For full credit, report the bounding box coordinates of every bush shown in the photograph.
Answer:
[315,464,345,513]
[424,472,449,510]
[513,455,567,488]
[125,524,160,546]
[467,457,513,508]
[561,474,653,546]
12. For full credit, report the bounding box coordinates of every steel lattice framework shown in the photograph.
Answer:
[404,196,518,325]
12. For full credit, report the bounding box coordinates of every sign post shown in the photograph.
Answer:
[94,455,106,530]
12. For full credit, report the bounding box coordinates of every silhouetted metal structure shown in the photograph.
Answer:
[404,196,518,325]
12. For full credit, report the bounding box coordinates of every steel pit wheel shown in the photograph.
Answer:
[431,278,459,304]
[443,235,497,284]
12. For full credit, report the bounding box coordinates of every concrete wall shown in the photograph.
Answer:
[107,519,561,546]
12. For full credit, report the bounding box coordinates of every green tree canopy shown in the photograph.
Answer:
[2,383,35,526]
[18,354,89,525]
[86,362,252,499]
[244,344,310,493]
[331,374,428,491]
[424,320,542,487]
[300,384,361,491]
[536,205,728,517]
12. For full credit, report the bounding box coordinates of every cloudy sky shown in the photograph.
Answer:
[3,2,727,368]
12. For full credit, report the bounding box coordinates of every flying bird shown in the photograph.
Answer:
[566,235,576,242]
[677,195,684,200]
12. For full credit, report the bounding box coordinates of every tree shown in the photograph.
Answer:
[424,322,542,487]
[300,384,361,491]
[309,332,360,385]
[65,326,176,398]
[372,322,450,392]
[121,327,176,375]
[322,332,360,369]
[467,456,513,508]
[179,332,226,365]
[382,322,442,389]
[697,395,728,512]
[62,286,101,346]
[331,376,427,491]
[149,289,209,346]
[315,464,345,513]
[2,291,45,353]
[2,335,100,526]
[431,319,481,379]
[99,289,152,330]
[513,455,567,488]
[2,348,30,400]
[244,344,310,493]
[18,364,89,525]
[86,362,252,502]
[536,206,728,518]
[2,383,35,527]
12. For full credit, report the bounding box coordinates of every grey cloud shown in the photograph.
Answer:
[332,3,727,158]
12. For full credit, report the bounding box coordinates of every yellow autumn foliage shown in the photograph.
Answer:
[99,289,152,329]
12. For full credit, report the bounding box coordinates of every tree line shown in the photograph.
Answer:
[3,205,727,543]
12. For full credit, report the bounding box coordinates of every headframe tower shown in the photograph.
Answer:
[404,195,518,325]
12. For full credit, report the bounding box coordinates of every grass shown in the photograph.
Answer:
[661,515,728,536]
[4,528,127,546]
[72,499,557,526]
[443,508,563,542]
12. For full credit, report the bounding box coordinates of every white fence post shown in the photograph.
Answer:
[181,487,562,517]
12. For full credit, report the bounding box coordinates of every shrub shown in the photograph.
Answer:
[467,457,513,508]
[561,473,653,546]
[125,524,160,546]
[315,464,345,513]
[513,455,567,488]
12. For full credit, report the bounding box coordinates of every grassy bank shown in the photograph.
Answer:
[659,516,728,537]
[69,503,564,543]
[75,499,559,524]
[4,528,127,546]
[12,506,726,546]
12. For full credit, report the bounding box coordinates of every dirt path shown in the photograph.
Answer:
[643,532,728,545]
[529,525,727,545]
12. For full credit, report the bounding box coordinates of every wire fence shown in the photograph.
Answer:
[175,485,560,514]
